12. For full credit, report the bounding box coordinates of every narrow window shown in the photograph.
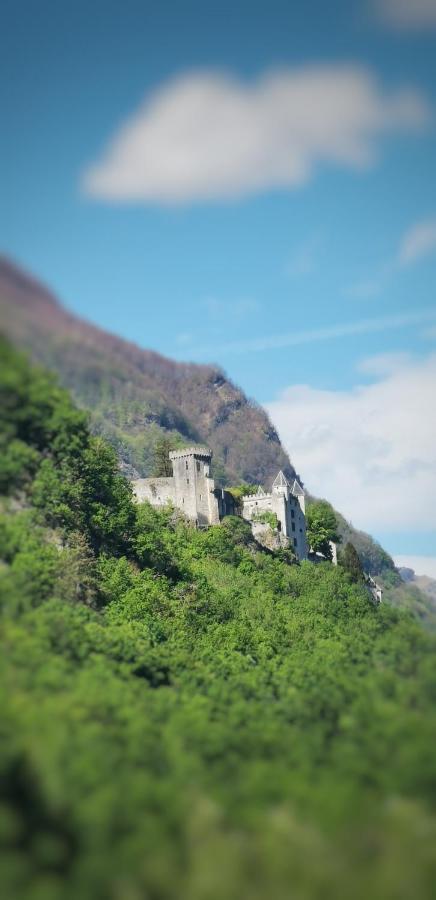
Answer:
[292,522,295,532]
[187,478,189,485]
[291,509,295,519]
[185,460,188,470]
[196,461,200,472]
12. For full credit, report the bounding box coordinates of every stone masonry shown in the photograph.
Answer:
[132,448,307,559]
[241,471,308,560]
[132,447,236,528]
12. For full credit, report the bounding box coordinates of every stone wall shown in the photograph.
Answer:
[131,477,176,507]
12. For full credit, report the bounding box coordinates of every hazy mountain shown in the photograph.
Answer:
[399,567,436,610]
[0,256,294,487]
[0,255,404,584]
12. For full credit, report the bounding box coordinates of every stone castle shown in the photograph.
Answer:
[241,472,307,560]
[132,447,308,560]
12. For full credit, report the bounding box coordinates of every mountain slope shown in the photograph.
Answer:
[0,256,404,585]
[2,340,436,900]
[0,257,294,486]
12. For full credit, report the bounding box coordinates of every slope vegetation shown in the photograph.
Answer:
[1,341,436,899]
[0,256,413,590]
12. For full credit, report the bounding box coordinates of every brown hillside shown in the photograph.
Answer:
[0,256,295,486]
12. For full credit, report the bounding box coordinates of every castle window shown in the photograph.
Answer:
[292,523,295,532]
[196,461,200,472]
[293,538,297,547]
[187,478,189,485]
[291,510,295,519]
[199,494,202,500]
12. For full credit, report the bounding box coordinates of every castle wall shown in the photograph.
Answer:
[242,486,308,560]
[132,452,307,556]
[242,494,273,521]
[132,477,176,507]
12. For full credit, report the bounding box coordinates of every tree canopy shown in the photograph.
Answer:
[306,499,340,560]
[1,340,436,899]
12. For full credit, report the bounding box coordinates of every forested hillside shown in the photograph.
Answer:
[0,256,403,586]
[0,257,292,486]
[1,340,436,899]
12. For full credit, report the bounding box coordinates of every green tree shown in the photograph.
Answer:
[306,500,339,560]
[153,435,176,476]
[339,541,365,583]
[3,338,436,900]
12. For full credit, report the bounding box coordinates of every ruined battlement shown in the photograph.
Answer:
[169,447,212,460]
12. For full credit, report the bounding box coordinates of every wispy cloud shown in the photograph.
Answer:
[374,0,436,30]
[285,234,322,277]
[204,296,260,322]
[347,216,436,298]
[82,65,429,204]
[398,219,436,266]
[196,308,436,356]
[175,332,194,346]
[346,278,383,299]
[266,352,436,531]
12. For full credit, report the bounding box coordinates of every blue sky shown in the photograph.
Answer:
[1,0,436,573]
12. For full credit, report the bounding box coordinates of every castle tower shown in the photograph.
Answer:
[272,470,291,498]
[270,471,307,558]
[169,447,220,526]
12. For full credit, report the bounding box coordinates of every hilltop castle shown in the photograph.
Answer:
[132,447,308,560]
[241,472,307,560]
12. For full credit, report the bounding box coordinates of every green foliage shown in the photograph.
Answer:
[334,507,399,579]
[306,500,339,560]
[339,542,366,583]
[152,434,177,476]
[1,340,436,899]
[227,483,261,500]
[252,509,279,529]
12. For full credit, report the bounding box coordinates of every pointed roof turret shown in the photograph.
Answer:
[290,478,304,497]
[272,470,290,489]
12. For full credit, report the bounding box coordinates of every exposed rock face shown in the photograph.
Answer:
[0,257,294,486]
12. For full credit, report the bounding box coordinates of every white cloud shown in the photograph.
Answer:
[398,219,436,266]
[375,0,436,29]
[395,556,436,578]
[265,353,436,532]
[82,66,429,204]
[356,351,411,375]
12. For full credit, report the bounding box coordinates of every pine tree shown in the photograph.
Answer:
[340,542,365,583]
[152,435,175,477]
